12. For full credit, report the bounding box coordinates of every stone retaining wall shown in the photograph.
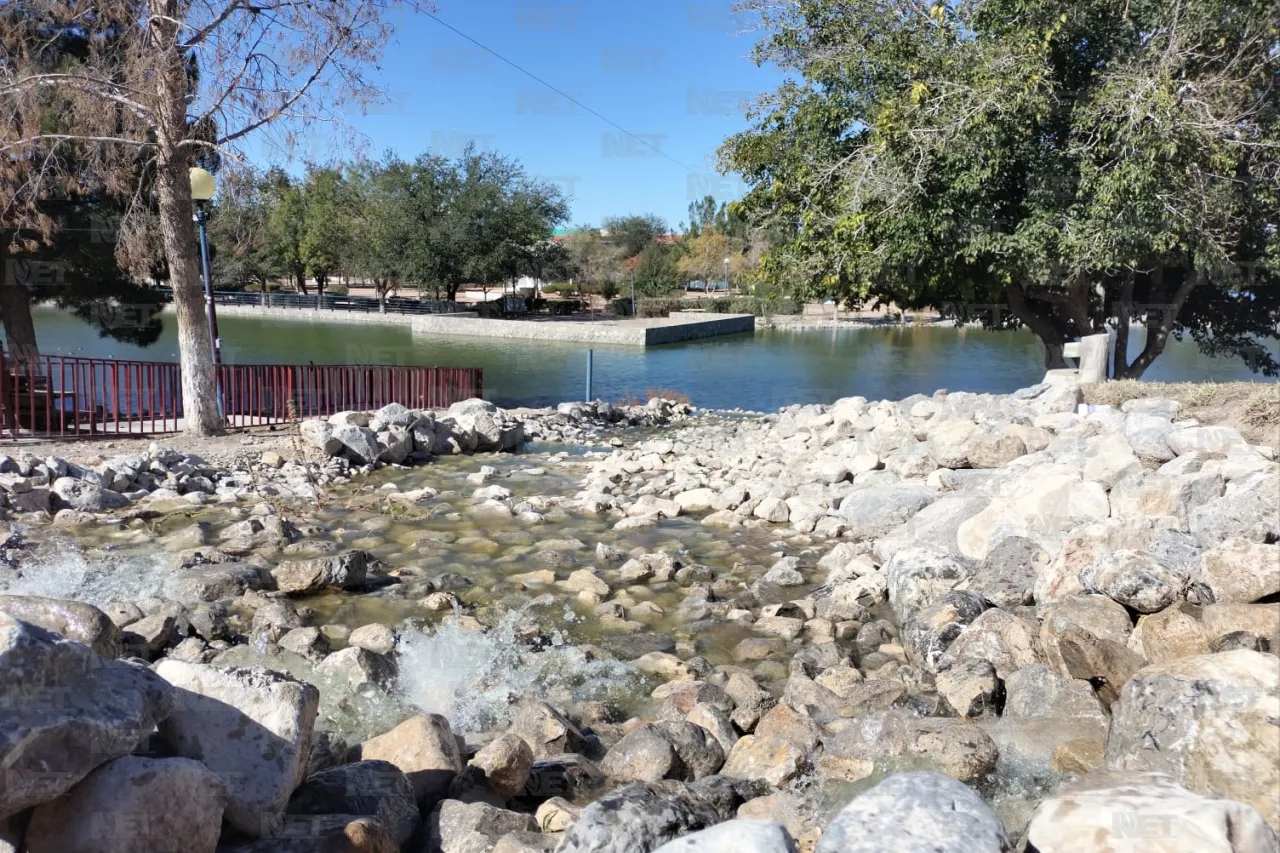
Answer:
[181,305,754,346]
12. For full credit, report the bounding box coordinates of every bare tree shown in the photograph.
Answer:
[1,0,423,434]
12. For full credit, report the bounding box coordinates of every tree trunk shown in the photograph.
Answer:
[156,158,221,435]
[148,0,219,436]
[294,270,308,295]
[0,276,40,367]
[1004,284,1070,369]
[1119,267,1200,379]
[1112,273,1133,380]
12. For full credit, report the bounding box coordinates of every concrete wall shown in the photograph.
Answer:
[196,303,754,347]
[167,304,481,326]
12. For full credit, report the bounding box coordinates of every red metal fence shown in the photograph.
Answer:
[0,349,482,439]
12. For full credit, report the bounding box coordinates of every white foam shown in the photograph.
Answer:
[0,538,168,607]
[395,608,637,733]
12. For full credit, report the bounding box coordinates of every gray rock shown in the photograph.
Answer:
[299,419,342,455]
[50,476,129,511]
[875,495,992,562]
[288,760,419,845]
[557,781,722,853]
[272,551,370,594]
[1104,650,1280,829]
[0,613,173,820]
[377,426,414,464]
[509,699,589,759]
[1026,771,1279,853]
[427,799,537,853]
[155,660,319,836]
[372,402,417,430]
[969,536,1046,607]
[1079,549,1188,613]
[1189,489,1279,548]
[23,756,227,853]
[652,819,797,853]
[314,645,396,691]
[900,591,989,671]
[885,547,973,623]
[815,771,1011,853]
[837,487,937,540]
[0,594,122,658]
[333,425,381,465]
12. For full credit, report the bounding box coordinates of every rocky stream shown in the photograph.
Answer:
[0,381,1277,853]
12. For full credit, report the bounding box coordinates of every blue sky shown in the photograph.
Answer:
[267,1,783,230]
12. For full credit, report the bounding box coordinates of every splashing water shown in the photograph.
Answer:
[396,608,639,733]
[0,538,169,607]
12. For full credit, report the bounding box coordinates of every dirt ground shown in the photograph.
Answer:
[1,423,303,470]
[1083,379,1280,451]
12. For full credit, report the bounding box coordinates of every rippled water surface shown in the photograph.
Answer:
[25,307,1274,410]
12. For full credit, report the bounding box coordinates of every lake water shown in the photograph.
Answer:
[17,307,1275,410]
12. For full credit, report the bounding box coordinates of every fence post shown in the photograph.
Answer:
[585,349,594,402]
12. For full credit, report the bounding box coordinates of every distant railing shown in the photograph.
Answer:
[0,348,482,439]
[153,287,466,316]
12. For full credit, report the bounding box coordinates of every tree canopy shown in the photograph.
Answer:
[723,0,1280,376]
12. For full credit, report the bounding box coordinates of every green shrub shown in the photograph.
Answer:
[636,296,801,317]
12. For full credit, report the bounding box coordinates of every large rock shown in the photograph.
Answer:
[155,660,319,836]
[0,594,122,658]
[938,607,1043,679]
[884,547,973,624]
[968,536,1046,608]
[469,733,535,801]
[1039,594,1134,678]
[837,487,937,540]
[1191,539,1280,604]
[333,425,381,465]
[359,714,463,805]
[300,419,342,455]
[602,722,725,784]
[163,562,275,603]
[0,613,173,819]
[1105,650,1280,829]
[815,771,1011,853]
[1167,425,1247,456]
[50,476,129,511]
[427,799,537,852]
[1189,489,1279,548]
[288,760,419,845]
[874,495,991,562]
[509,699,589,758]
[1079,549,1188,613]
[900,591,989,671]
[721,736,807,787]
[556,781,722,853]
[957,465,1110,560]
[1025,771,1279,853]
[272,551,370,594]
[651,819,797,853]
[23,756,227,853]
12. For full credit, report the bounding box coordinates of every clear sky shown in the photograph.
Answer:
[262,1,783,231]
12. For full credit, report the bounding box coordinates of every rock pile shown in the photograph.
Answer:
[0,376,1277,853]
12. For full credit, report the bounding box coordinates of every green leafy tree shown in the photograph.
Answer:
[564,227,621,295]
[260,170,309,293]
[723,0,1280,376]
[632,243,684,295]
[602,213,668,258]
[298,166,348,296]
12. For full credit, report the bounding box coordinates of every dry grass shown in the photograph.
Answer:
[1084,380,1280,450]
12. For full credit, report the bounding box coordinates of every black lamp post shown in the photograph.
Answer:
[189,167,221,364]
